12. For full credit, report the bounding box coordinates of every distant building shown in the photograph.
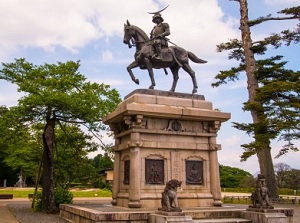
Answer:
[99,168,113,186]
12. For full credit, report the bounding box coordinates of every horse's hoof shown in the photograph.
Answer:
[169,89,175,92]
[134,79,139,85]
[192,89,197,94]
[149,86,154,90]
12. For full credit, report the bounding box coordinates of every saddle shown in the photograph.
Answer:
[151,47,182,67]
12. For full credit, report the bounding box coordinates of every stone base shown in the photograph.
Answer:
[60,203,294,223]
[242,208,294,223]
[128,201,142,208]
[104,89,231,209]
[149,211,193,223]
[213,200,223,207]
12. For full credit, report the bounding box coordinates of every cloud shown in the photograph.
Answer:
[0,83,23,106]
[101,50,113,62]
[0,0,239,60]
[219,134,241,146]
[0,0,155,57]
[264,0,299,6]
[161,1,239,57]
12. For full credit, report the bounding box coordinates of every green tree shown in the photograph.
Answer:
[53,124,99,185]
[274,163,300,190]
[284,169,300,190]
[92,153,113,189]
[214,1,300,198]
[219,164,252,188]
[93,153,114,171]
[274,162,292,188]
[0,106,41,186]
[0,59,121,213]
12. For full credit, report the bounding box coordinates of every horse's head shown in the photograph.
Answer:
[123,20,150,49]
[123,20,135,48]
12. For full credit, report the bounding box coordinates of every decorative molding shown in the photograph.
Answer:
[203,121,221,133]
[186,155,205,161]
[164,119,185,131]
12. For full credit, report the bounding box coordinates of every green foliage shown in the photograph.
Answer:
[98,181,112,191]
[222,187,255,193]
[0,106,42,184]
[278,188,300,195]
[248,6,300,27]
[55,185,73,207]
[240,176,256,188]
[211,65,245,87]
[33,185,73,212]
[0,58,121,131]
[274,163,300,190]
[93,153,114,170]
[33,191,43,212]
[54,125,99,185]
[0,58,121,213]
[213,4,300,160]
[91,153,114,189]
[219,164,253,188]
[255,57,299,157]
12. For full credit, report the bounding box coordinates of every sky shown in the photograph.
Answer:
[0,0,299,175]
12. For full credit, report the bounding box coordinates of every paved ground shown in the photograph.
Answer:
[0,196,299,222]
[0,201,19,223]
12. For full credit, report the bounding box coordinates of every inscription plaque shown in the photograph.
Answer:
[186,160,203,185]
[145,159,164,184]
[124,160,130,185]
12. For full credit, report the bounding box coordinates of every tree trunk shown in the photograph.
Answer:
[238,0,278,198]
[42,117,56,213]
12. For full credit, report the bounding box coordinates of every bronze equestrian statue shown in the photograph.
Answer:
[123,7,207,94]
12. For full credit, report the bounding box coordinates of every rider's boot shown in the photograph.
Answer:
[153,45,163,60]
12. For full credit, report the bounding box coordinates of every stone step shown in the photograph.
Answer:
[194,218,251,223]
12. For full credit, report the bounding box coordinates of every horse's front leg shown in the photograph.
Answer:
[127,61,140,85]
[144,58,155,89]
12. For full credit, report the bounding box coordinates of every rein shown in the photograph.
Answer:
[126,26,152,49]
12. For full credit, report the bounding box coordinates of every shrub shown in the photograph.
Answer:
[55,184,73,207]
[98,180,112,191]
[32,185,73,212]
[32,191,43,212]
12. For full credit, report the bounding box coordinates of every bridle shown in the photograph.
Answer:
[125,25,151,48]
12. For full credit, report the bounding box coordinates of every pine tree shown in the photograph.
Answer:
[213,1,300,198]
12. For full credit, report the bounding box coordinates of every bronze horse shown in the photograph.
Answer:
[123,20,207,94]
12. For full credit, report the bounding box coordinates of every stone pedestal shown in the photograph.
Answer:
[104,89,230,208]
[149,211,193,223]
[242,208,294,223]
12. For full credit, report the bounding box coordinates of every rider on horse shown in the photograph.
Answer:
[150,13,170,60]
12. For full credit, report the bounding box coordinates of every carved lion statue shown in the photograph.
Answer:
[160,179,182,212]
[250,174,273,209]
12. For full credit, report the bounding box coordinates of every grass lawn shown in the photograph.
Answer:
[0,188,112,198]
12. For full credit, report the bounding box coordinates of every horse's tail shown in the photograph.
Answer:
[188,51,207,64]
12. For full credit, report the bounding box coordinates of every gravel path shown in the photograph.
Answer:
[8,203,67,223]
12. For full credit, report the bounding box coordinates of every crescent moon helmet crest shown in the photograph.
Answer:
[147,5,169,15]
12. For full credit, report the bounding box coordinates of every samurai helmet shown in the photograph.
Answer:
[148,5,169,23]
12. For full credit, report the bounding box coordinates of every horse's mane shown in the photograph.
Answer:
[131,25,150,41]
